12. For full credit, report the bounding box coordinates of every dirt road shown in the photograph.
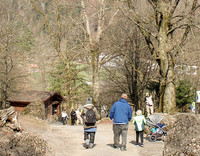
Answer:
[44,122,164,156]
[19,117,164,156]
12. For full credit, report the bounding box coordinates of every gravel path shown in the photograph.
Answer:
[43,122,164,156]
[18,116,164,156]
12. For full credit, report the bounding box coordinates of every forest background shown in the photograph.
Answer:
[0,0,200,114]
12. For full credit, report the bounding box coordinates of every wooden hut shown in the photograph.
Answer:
[7,90,64,120]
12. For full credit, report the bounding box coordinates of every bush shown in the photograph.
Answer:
[176,79,195,111]
[21,101,45,120]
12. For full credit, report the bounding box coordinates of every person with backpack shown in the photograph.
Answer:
[133,110,146,147]
[110,93,132,151]
[81,98,100,149]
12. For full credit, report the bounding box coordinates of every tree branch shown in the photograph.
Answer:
[120,9,157,39]
[169,0,180,18]
[30,0,57,51]
[147,0,156,10]
[96,0,105,42]
[178,0,199,47]
[81,0,92,44]
[168,23,190,35]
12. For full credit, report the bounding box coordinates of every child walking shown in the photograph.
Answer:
[133,110,146,147]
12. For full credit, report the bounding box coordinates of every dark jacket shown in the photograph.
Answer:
[110,98,132,124]
[81,104,100,129]
[71,110,77,120]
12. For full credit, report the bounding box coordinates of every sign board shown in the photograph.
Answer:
[191,102,195,113]
[196,91,200,103]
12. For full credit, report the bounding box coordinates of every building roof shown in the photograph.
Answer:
[7,90,64,103]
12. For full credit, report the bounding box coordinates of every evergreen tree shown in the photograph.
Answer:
[176,79,195,110]
[48,60,90,109]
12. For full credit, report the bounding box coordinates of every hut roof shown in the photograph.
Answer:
[7,90,64,103]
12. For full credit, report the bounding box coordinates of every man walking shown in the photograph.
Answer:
[110,93,132,151]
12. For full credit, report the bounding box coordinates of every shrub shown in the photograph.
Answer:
[176,79,195,111]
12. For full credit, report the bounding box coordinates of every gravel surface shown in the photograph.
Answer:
[17,116,164,156]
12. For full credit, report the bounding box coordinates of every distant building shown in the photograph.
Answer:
[7,90,65,120]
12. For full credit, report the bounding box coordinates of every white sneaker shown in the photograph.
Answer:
[89,143,94,149]
[85,139,89,148]
[85,139,89,145]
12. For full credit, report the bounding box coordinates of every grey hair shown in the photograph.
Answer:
[121,93,128,99]
[136,110,142,115]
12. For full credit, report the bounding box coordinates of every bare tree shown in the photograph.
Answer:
[123,0,200,112]
[0,1,30,109]
[103,21,158,111]
[30,0,90,108]
[79,0,119,107]
[0,31,13,109]
[0,28,28,109]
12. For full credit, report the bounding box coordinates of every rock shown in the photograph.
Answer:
[164,114,200,156]
[0,131,52,156]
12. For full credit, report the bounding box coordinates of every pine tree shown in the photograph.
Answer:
[176,79,195,111]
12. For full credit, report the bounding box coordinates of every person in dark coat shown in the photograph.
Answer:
[70,109,77,125]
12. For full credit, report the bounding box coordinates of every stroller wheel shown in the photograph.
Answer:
[149,135,156,142]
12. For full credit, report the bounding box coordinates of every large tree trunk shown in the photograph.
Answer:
[163,67,176,112]
[159,59,176,113]
[133,37,140,111]
[91,48,100,108]
[1,88,7,109]
[157,3,176,112]
[126,0,198,113]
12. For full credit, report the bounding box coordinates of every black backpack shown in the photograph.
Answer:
[85,106,96,125]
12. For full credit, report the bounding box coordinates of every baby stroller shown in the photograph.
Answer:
[146,115,167,142]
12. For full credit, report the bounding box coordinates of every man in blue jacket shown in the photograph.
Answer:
[110,93,132,151]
